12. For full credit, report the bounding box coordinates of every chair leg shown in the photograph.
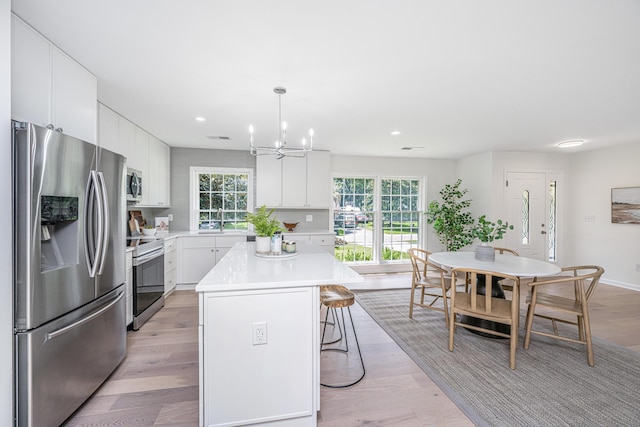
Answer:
[320,306,365,388]
[523,289,538,350]
[448,312,455,351]
[582,306,595,367]
[409,285,416,318]
[441,285,450,329]
[321,307,343,346]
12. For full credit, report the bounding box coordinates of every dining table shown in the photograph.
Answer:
[429,251,561,337]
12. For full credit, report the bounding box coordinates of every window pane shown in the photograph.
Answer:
[199,192,211,210]
[199,175,210,191]
[522,190,530,245]
[211,174,223,191]
[549,181,557,262]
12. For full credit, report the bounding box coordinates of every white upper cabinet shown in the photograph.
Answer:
[98,104,120,153]
[305,151,331,207]
[148,135,170,207]
[256,150,331,208]
[11,15,97,144]
[99,108,170,207]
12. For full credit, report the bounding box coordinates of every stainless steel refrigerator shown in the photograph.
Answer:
[13,122,127,427]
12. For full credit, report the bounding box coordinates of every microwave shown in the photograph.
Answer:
[126,168,142,203]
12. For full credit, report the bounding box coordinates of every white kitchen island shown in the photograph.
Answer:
[196,242,362,427]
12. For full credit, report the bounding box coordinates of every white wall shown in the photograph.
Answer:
[331,154,456,252]
[565,141,640,289]
[457,151,493,219]
[1,0,13,423]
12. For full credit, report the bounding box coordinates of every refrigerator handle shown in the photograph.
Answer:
[46,290,124,340]
[84,171,103,278]
[96,172,110,275]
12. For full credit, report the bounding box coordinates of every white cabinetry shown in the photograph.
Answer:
[164,237,177,296]
[98,104,119,153]
[11,14,97,144]
[125,251,133,327]
[256,150,330,208]
[282,232,335,254]
[200,287,315,426]
[98,105,171,207]
[178,236,246,285]
[148,135,170,206]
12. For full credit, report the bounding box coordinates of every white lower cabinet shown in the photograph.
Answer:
[283,233,335,254]
[200,287,316,426]
[125,251,133,327]
[164,237,177,296]
[177,236,246,285]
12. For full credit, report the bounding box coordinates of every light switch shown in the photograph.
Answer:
[306,215,313,222]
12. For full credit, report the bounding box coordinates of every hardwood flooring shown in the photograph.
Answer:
[63,274,640,427]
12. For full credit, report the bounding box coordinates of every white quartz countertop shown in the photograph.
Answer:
[195,242,362,293]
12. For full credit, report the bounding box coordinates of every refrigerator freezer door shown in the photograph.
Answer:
[13,122,96,331]
[15,285,126,427]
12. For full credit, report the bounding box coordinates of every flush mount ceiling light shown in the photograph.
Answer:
[557,139,585,148]
[249,87,313,159]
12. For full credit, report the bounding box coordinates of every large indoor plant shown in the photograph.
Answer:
[246,205,283,253]
[425,179,475,251]
[472,215,514,261]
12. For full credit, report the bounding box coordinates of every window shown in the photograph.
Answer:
[381,178,420,261]
[190,167,253,231]
[333,176,422,264]
[548,180,557,262]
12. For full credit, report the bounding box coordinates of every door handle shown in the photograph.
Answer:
[541,231,547,235]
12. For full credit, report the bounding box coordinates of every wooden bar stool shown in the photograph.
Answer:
[320,285,365,388]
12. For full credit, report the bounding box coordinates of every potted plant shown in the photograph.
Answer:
[472,215,514,261]
[246,205,283,254]
[425,179,475,251]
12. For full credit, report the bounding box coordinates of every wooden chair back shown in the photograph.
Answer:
[524,265,604,366]
[449,267,521,369]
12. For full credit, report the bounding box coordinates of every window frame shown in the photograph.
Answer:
[189,166,254,232]
[332,174,426,265]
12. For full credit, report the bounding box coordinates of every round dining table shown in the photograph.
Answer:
[429,251,561,278]
[429,251,561,337]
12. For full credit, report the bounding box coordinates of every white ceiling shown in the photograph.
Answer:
[11,0,640,159]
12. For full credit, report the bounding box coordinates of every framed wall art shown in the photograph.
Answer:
[611,186,640,224]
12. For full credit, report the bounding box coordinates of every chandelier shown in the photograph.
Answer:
[249,87,314,159]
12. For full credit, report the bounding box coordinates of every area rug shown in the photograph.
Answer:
[355,289,640,427]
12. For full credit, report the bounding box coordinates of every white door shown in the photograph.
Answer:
[505,172,547,260]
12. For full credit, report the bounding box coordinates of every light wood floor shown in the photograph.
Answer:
[63,274,640,426]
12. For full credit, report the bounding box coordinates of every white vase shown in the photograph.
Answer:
[255,236,271,254]
[475,244,495,261]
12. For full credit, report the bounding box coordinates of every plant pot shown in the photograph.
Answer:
[255,236,271,254]
[475,244,495,261]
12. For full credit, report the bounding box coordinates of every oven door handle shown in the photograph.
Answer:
[133,248,164,266]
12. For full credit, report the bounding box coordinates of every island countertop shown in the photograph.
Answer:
[195,241,363,293]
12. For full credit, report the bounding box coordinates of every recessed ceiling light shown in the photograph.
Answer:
[557,139,584,148]
[195,116,206,122]
[401,146,424,150]
[390,130,401,136]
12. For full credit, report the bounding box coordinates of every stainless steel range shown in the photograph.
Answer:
[127,237,165,330]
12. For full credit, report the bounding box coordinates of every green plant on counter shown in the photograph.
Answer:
[246,205,283,237]
[472,215,514,243]
[425,179,475,251]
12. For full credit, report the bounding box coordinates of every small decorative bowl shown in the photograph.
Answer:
[142,228,157,237]
[283,222,299,232]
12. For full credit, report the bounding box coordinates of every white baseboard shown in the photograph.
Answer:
[601,278,640,292]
